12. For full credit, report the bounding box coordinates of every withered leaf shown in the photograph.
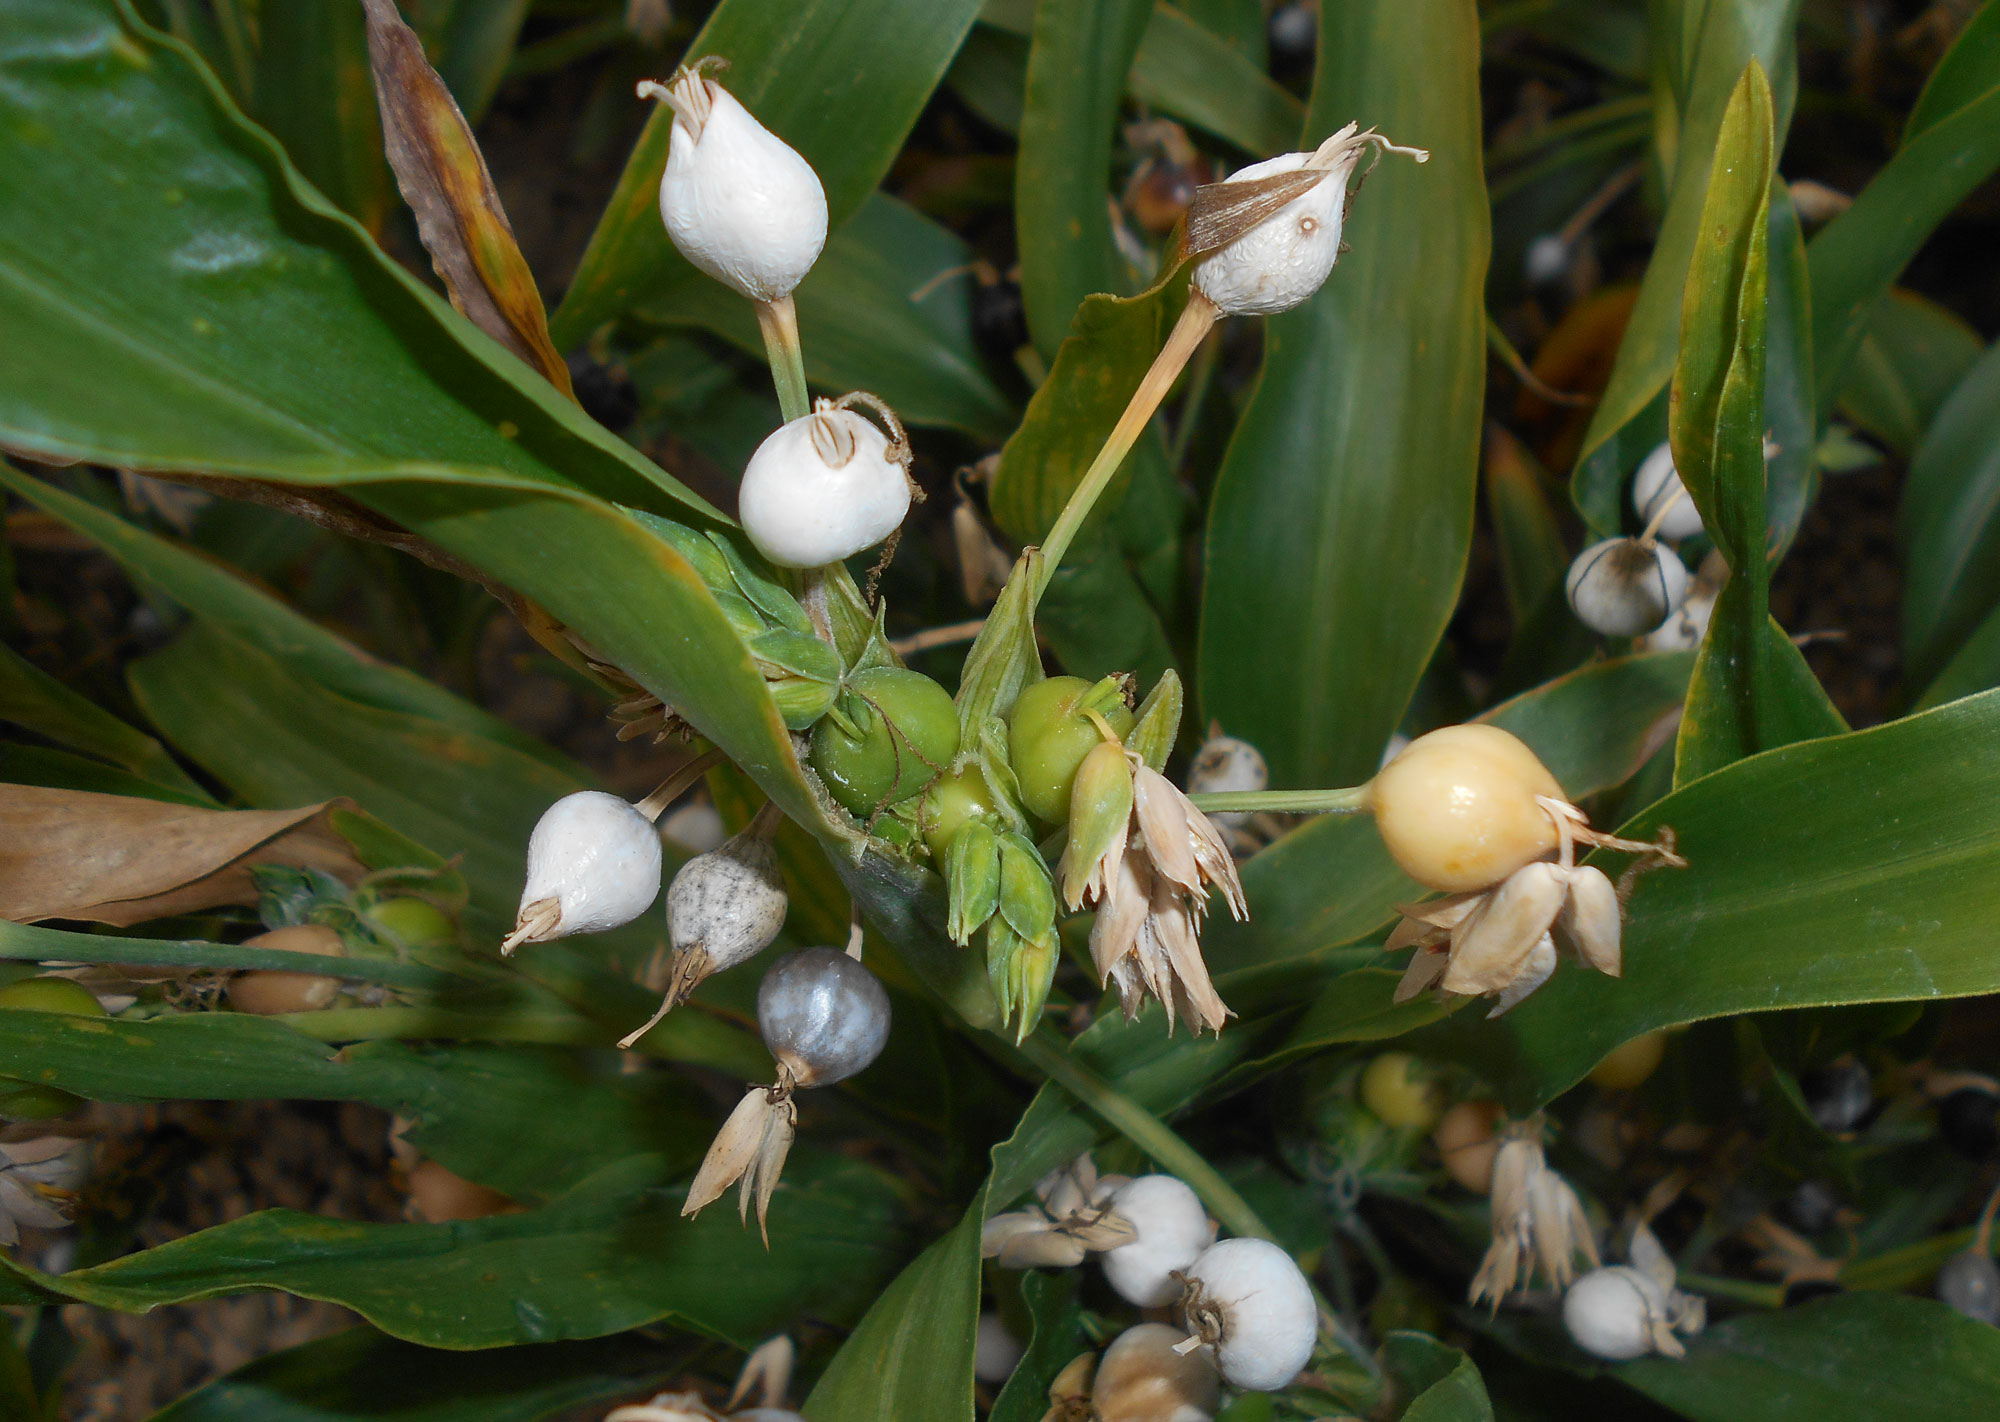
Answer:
[359,0,575,398]
[0,785,365,926]
[1184,168,1331,255]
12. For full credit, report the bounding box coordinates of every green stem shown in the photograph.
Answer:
[756,294,810,422]
[1188,785,1371,816]
[276,1006,605,1046]
[1018,1030,1272,1243]
[1677,1271,1785,1308]
[1035,293,1218,598]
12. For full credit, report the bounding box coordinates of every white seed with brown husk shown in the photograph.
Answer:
[1092,1323,1220,1422]
[1185,729,1267,851]
[620,809,788,1049]
[1099,1174,1216,1307]
[1188,123,1429,317]
[683,947,890,1241]
[1566,537,1690,637]
[738,394,915,569]
[504,791,662,955]
[1174,1237,1317,1392]
[640,65,826,304]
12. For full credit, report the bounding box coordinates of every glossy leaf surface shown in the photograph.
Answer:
[1900,339,2000,685]
[1198,0,1488,788]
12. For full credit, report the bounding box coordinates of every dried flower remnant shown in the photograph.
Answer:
[605,1334,803,1421]
[1469,1122,1599,1306]
[982,1153,1137,1269]
[1092,1323,1221,1422]
[1060,731,1245,1034]
[1373,724,1684,1014]
[0,1134,88,1245]
[1563,1224,1706,1359]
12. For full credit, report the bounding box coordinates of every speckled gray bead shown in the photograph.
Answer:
[667,827,787,975]
[1939,1250,2000,1323]
[756,947,891,1088]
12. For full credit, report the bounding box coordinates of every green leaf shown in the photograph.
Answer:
[0,639,209,801]
[1899,339,2000,685]
[989,1270,1089,1422]
[1197,0,1488,789]
[1204,651,1695,974]
[1806,1,2000,418]
[150,1326,686,1422]
[1483,425,1570,625]
[1127,2,1304,160]
[1836,289,1985,458]
[1669,62,1842,786]
[1570,0,1801,522]
[0,3,709,522]
[636,193,1017,441]
[1015,0,1154,359]
[1618,1293,2000,1422]
[251,0,390,233]
[551,0,986,344]
[803,1188,983,1422]
[1385,1332,1494,1422]
[434,0,530,126]
[0,1153,907,1350]
[1499,689,2000,1107]
[0,919,455,993]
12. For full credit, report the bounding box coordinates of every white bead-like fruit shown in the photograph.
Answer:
[738,404,912,568]
[648,72,827,303]
[973,1313,1023,1385]
[1186,733,1266,833]
[1563,1265,1665,1360]
[1100,1174,1217,1307]
[1192,153,1349,317]
[1566,538,1690,638]
[1180,1237,1316,1392]
[512,791,662,944]
[1632,442,1705,542]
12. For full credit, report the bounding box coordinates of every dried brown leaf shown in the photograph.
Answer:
[358,0,575,397]
[0,786,364,926]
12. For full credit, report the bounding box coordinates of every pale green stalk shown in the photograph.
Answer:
[1189,785,1371,816]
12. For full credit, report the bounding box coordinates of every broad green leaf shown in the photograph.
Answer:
[251,0,390,233]
[1483,425,1569,624]
[1571,0,1801,517]
[1204,651,1694,974]
[1899,339,2000,685]
[1916,594,2000,712]
[636,194,1017,441]
[0,639,208,801]
[1806,1,2000,417]
[1500,689,2000,1107]
[988,1271,1088,1422]
[803,1188,984,1422]
[1836,289,1984,457]
[1619,1293,2000,1422]
[0,3,708,522]
[1669,63,1842,786]
[551,0,986,344]
[1127,2,1304,160]
[150,1326,686,1422]
[0,1153,907,1350]
[1198,0,1487,789]
[1385,1333,1494,1422]
[434,0,530,125]
[1015,0,1154,359]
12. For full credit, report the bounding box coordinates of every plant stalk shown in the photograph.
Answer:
[1035,291,1219,597]
[755,294,810,421]
[1188,785,1371,816]
[1018,1030,1272,1243]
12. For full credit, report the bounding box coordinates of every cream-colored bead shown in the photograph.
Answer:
[1365,724,1563,892]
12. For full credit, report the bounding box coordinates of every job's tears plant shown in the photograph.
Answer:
[9,2,2000,1417]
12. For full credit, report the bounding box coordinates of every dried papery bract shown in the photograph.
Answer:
[620,805,787,1048]
[682,1075,798,1245]
[982,1153,1137,1269]
[1470,1123,1599,1307]
[1061,731,1244,1034]
[504,790,663,955]
[0,1135,89,1245]
[737,393,917,570]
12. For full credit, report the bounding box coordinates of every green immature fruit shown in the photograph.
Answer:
[361,896,457,951]
[0,976,107,1120]
[810,666,961,815]
[1008,675,1136,825]
[921,764,1003,862]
